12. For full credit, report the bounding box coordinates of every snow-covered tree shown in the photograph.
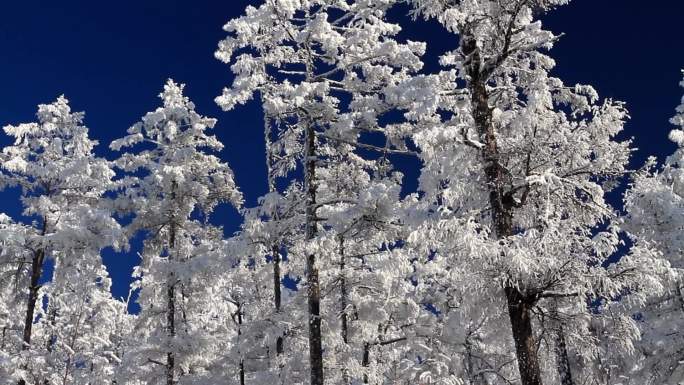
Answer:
[215,1,428,384]
[404,1,671,384]
[625,73,684,268]
[0,215,35,383]
[110,79,242,385]
[235,184,304,384]
[36,261,133,385]
[0,96,123,384]
[0,4,681,385]
[619,73,684,384]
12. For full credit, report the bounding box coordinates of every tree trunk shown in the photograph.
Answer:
[265,112,285,361]
[45,307,57,353]
[339,236,350,384]
[21,249,45,351]
[304,121,324,385]
[554,325,574,385]
[238,303,245,385]
[19,221,48,385]
[273,245,284,356]
[505,287,543,385]
[339,237,348,345]
[462,30,544,385]
[239,357,245,385]
[166,220,177,385]
[362,342,370,384]
[273,244,285,384]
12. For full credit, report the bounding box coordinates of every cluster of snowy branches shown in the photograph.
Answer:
[0,1,683,385]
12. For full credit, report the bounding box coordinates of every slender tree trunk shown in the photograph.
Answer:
[339,237,348,345]
[238,303,245,385]
[265,112,285,379]
[45,307,57,353]
[304,120,324,385]
[166,219,177,385]
[19,220,48,385]
[554,325,574,385]
[338,236,350,384]
[273,245,284,356]
[22,219,48,349]
[362,342,370,384]
[21,248,45,351]
[462,30,543,385]
[273,244,285,384]
[22,249,45,350]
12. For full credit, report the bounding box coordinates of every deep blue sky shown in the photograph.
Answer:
[0,0,682,303]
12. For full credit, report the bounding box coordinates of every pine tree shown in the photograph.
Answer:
[110,80,242,385]
[619,73,684,384]
[215,1,427,383]
[0,96,122,384]
[405,1,671,384]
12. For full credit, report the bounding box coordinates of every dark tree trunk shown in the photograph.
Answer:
[45,307,57,353]
[273,244,285,384]
[238,303,245,385]
[265,112,284,372]
[304,121,324,385]
[166,220,177,385]
[362,342,370,384]
[21,249,45,350]
[554,326,574,385]
[339,236,350,384]
[339,237,348,346]
[462,29,544,385]
[273,245,284,356]
[505,288,543,385]
[19,221,48,385]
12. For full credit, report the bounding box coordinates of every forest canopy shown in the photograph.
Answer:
[0,1,682,385]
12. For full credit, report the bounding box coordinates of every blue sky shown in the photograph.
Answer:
[0,0,682,303]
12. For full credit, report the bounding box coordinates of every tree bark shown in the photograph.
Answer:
[339,237,348,345]
[273,244,285,384]
[362,342,370,384]
[505,288,543,385]
[265,112,285,361]
[45,307,57,353]
[339,236,350,384]
[239,355,245,385]
[554,325,574,385]
[22,248,45,351]
[18,220,48,385]
[238,303,245,385]
[462,30,544,385]
[304,121,324,385]
[273,245,284,356]
[166,218,177,385]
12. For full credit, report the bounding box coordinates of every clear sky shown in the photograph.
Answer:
[0,0,682,304]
